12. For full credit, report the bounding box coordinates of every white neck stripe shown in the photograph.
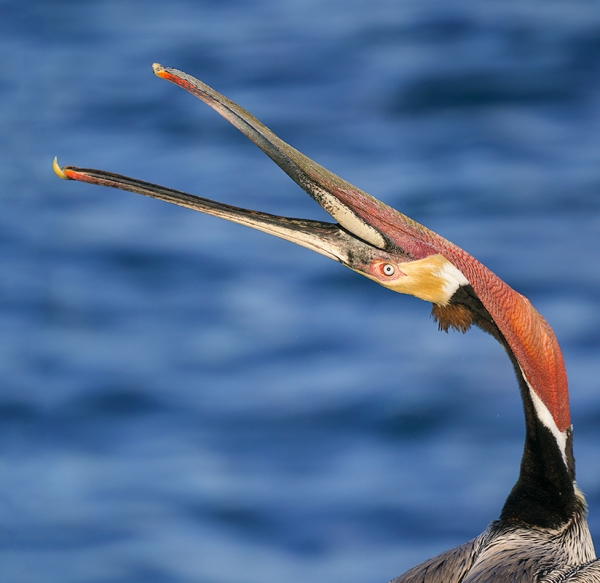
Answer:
[523,370,569,467]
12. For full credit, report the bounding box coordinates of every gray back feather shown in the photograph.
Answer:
[389,506,596,583]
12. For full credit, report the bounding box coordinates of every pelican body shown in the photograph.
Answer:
[54,64,599,582]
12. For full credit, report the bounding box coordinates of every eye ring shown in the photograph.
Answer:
[382,263,395,277]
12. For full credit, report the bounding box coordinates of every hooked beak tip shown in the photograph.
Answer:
[53,156,69,180]
[152,62,167,78]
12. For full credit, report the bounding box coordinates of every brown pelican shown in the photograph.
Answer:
[54,64,599,582]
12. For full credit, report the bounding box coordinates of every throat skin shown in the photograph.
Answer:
[437,285,577,529]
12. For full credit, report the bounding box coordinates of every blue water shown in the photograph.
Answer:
[3,1,600,581]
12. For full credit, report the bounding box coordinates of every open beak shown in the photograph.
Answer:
[54,63,468,306]
[54,63,571,433]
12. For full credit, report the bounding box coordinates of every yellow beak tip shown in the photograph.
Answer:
[152,62,165,77]
[52,156,68,180]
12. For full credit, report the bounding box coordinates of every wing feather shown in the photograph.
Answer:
[389,537,482,583]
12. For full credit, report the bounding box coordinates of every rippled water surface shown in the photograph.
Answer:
[3,1,600,582]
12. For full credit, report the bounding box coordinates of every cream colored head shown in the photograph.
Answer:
[359,254,469,306]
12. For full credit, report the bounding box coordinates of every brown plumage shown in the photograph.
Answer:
[431,303,474,333]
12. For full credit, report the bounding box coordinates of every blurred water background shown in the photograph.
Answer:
[3,1,600,582]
